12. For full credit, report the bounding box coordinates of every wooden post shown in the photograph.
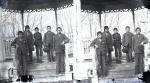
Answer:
[21,10,24,31]
[0,33,4,61]
[54,8,58,28]
[40,10,43,31]
[99,12,102,31]
[72,0,85,81]
[72,0,98,83]
[117,12,119,29]
[73,0,84,61]
[131,9,136,30]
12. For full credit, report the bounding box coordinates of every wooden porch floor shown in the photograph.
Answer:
[100,53,136,80]
[0,52,141,83]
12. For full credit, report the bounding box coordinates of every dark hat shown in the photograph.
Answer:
[104,26,109,30]
[97,31,102,36]
[43,46,49,53]
[56,27,62,31]
[35,27,39,30]
[122,46,128,53]
[113,28,118,31]
[125,26,130,29]
[135,27,141,31]
[47,26,51,28]
[17,31,23,35]
[25,25,30,29]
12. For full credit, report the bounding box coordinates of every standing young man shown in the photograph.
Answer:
[90,31,107,77]
[23,25,34,62]
[34,27,43,63]
[103,26,113,65]
[112,28,122,64]
[43,26,55,62]
[122,26,134,62]
[54,27,69,74]
[132,27,148,75]
[11,31,28,81]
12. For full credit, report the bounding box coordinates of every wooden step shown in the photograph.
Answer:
[29,69,57,78]
[28,63,56,70]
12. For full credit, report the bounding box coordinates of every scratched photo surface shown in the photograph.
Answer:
[0,0,149,83]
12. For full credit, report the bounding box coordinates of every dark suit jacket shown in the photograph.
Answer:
[23,31,34,46]
[23,31,34,51]
[90,37,107,53]
[11,37,28,59]
[112,32,122,46]
[132,33,148,53]
[54,33,69,54]
[43,31,55,47]
[103,31,113,48]
[34,32,43,47]
[122,32,134,48]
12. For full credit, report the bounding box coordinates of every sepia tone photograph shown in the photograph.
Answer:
[0,0,150,83]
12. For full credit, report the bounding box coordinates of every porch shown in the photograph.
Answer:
[0,37,138,82]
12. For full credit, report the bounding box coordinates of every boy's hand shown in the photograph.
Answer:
[141,42,144,45]
[95,45,98,48]
[61,41,65,45]
[132,51,135,56]
[16,44,19,48]
[11,46,15,48]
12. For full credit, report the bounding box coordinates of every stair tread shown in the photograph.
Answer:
[29,68,55,71]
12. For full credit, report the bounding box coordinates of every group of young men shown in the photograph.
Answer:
[11,24,148,79]
[90,26,148,77]
[11,25,69,81]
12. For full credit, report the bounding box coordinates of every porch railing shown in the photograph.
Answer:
[2,38,14,60]
[65,32,95,60]
[82,39,93,60]
[2,34,95,61]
